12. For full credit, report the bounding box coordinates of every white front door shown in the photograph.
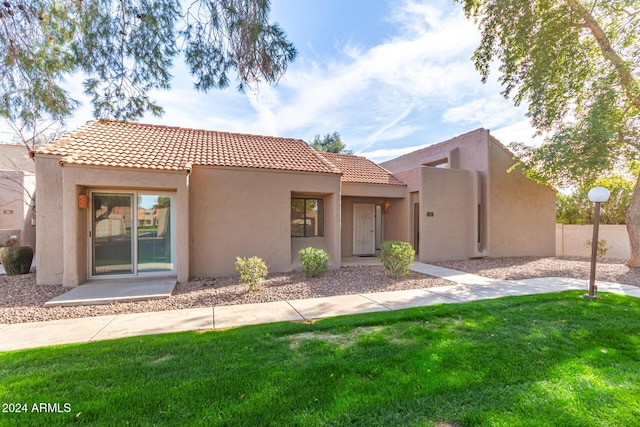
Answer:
[353,203,375,255]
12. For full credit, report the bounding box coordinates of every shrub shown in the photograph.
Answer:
[0,246,34,275]
[298,247,329,278]
[380,240,415,279]
[585,239,609,258]
[234,256,268,289]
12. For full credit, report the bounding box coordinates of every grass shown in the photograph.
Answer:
[1,291,639,426]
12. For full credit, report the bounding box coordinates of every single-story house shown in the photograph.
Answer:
[0,144,36,248]
[32,120,555,287]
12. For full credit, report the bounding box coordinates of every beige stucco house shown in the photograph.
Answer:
[0,144,36,248]
[32,120,555,288]
[380,128,557,262]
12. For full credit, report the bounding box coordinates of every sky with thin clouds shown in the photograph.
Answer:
[55,0,542,162]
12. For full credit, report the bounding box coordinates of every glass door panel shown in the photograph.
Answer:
[137,195,173,272]
[92,193,134,275]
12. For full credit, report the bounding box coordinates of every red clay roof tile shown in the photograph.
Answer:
[37,119,342,175]
[318,152,405,186]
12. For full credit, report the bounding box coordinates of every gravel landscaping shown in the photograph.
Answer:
[0,266,451,324]
[1,256,638,324]
[433,256,640,286]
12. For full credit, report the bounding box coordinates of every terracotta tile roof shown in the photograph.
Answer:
[319,152,406,186]
[35,119,341,175]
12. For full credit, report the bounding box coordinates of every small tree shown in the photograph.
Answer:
[557,175,635,225]
[309,132,353,154]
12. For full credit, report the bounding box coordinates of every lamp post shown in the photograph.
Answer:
[584,186,610,299]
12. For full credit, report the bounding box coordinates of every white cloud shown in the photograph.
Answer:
[492,120,545,146]
[360,143,430,162]
[53,0,538,161]
[242,0,486,149]
[442,96,522,129]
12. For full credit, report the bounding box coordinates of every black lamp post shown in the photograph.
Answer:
[583,186,610,299]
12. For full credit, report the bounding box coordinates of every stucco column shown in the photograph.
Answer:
[62,167,82,287]
[175,173,190,284]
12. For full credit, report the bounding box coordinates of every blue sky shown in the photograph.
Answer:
[62,0,539,162]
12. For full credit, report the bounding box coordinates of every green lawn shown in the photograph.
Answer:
[1,291,639,426]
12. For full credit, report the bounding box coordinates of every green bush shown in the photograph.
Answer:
[234,256,268,289]
[585,239,609,258]
[0,246,34,275]
[298,247,329,278]
[380,241,415,279]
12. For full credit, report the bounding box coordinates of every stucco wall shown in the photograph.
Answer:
[419,167,475,262]
[488,143,556,257]
[0,170,35,248]
[556,224,630,260]
[340,182,406,198]
[381,128,491,174]
[35,157,190,286]
[384,198,410,244]
[189,167,341,277]
[35,157,64,285]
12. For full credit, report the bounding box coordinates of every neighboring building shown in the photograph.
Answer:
[381,128,557,262]
[0,144,36,248]
[32,120,555,287]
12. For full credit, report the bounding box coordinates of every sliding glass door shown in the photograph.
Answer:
[91,191,174,277]
[137,195,173,273]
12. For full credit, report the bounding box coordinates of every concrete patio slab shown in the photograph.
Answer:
[44,278,177,307]
[341,256,383,267]
[92,308,213,341]
[362,289,457,309]
[288,294,389,320]
[0,315,116,351]
[214,301,303,329]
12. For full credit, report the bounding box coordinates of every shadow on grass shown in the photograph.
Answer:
[1,291,639,426]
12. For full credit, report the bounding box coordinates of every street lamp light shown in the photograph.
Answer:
[584,186,610,299]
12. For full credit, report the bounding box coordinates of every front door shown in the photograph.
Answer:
[353,203,375,256]
[91,191,174,277]
[413,202,420,254]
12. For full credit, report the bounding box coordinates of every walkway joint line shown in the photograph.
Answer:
[286,301,307,321]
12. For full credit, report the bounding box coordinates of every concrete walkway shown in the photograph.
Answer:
[1,262,639,352]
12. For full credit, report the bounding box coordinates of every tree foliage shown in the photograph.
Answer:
[557,175,635,225]
[457,0,640,265]
[457,0,639,185]
[309,131,353,154]
[0,0,296,128]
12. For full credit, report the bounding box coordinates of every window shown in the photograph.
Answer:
[291,198,324,237]
[425,158,449,168]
